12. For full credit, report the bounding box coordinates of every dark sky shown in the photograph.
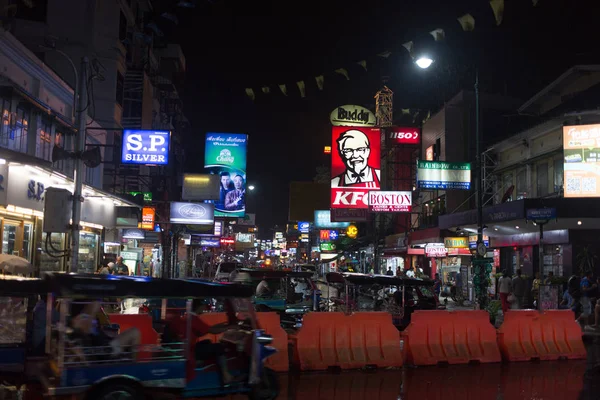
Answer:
[165,0,599,236]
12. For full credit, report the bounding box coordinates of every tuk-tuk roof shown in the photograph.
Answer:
[0,276,46,295]
[339,273,434,287]
[239,269,314,279]
[44,273,254,298]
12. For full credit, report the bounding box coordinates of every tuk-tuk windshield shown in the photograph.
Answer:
[418,286,435,298]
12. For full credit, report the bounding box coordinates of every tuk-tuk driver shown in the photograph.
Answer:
[256,276,271,297]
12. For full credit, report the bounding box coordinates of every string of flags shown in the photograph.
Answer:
[245,0,541,101]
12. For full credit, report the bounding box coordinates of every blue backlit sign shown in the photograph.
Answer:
[298,222,310,234]
[329,230,339,240]
[121,129,170,165]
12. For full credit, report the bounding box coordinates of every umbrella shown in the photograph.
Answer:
[0,254,33,275]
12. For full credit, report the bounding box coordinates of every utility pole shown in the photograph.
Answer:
[70,57,89,273]
[475,68,483,249]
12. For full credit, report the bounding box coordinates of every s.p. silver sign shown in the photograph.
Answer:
[122,129,170,165]
[330,105,376,127]
[170,202,214,225]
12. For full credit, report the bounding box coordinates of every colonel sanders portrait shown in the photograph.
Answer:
[331,129,380,188]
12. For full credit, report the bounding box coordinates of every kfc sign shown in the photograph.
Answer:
[122,129,170,165]
[368,191,412,212]
[330,127,381,209]
[425,243,448,258]
[388,127,421,145]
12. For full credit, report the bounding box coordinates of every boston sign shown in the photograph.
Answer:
[368,191,412,212]
[122,129,170,165]
[329,105,376,127]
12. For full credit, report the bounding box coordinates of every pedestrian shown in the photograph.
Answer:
[498,270,513,313]
[578,271,596,328]
[531,272,541,305]
[114,256,130,276]
[386,267,394,276]
[433,273,442,298]
[544,271,554,285]
[512,269,526,309]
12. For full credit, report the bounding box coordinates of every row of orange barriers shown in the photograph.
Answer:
[109,309,586,372]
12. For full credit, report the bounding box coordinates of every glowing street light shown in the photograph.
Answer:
[415,56,434,69]
[248,185,256,191]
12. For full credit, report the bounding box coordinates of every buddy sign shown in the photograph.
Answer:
[330,105,376,127]
[122,129,170,165]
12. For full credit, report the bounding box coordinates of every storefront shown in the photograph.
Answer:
[0,162,137,275]
[439,236,472,286]
[381,233,408,276]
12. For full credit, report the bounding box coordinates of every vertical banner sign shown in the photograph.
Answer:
[563,124,600,198]
[140,207,155,230]
[204,133,248,217]
[331,127,381,209]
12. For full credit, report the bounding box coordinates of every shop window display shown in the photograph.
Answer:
[78,231,99,274]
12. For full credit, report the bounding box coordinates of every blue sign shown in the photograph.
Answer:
[122,129,170,165]
[298,222,310,234]
[526,208,557,221]
[469,240,489,250]
[329,230,339,240]
[314,210,350,229]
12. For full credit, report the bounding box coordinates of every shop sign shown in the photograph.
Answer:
[425,243,448,258]
[526,208,557,223]
[346,224,358,239]
[329,105,376,127]
[444,237,469,248]
[320,230,330,240]
[204,133,248,218]
[182,174,220,201]
[121,129,170,165]
[200,237,220,247]
[368,191,412,212]
[324,146,332,154]
[122,229,145,239]
[128,191,153,202]
[170,202,214,225]
[140,207,155,230]
[388,127,421,145]
[320,242,337,251]
[220,237,235,245]
[425,145,434,161]
[300,233,309,243]
[331,208,368,222]
[298,222,310,234]
[236,233,253,243]
[120,251,140,261]
[563,124,600,198]
[314,210,350,228]
[468,234,490,249]
[331,127,381,209]
[417,161,471,190]
[237,213,256,226]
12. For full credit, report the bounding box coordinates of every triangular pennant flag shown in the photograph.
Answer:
[357,60,367,71]
[423,110,431,123]
[245,88,255,101]
[335,68,350,81]
[402,41,414,57]
[315,75,324,91]
[457,14,475,31]
[279,84,287,96]
[261,86,270,94]
[401,108,411,115]
[489,0,504,26]
[532,0,539,5]
[429,28,445,42]
[296,81,306,98]
[377,51,392,58]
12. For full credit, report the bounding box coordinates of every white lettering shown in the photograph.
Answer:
[158,155,165,162]
[126,134,143,151]
[148,135,166,151]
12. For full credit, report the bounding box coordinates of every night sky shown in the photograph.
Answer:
[162,0,599,236]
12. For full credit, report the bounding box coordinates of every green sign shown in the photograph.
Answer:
[129,191,153,202]
[417,160,471,190]
[320,242,337,251]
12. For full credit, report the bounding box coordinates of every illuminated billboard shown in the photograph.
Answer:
[368,191,412,212]
[121,129,170,165]
[170,202,214,225]
[314,210,350,228]
[204,133,248,217]
[388,127,421,145]
[563,124,600,197]
[417,161,471,190]
[331,127,381,209]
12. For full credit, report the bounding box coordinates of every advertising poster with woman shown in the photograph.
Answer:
[204,133,248,217]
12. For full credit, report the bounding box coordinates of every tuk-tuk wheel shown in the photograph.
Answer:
[248,367,279,400]
[87,381,143,400]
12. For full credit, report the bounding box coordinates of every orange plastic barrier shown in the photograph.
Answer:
[294,312,403,371]
[108,314,159,360]
[403,310,501,366]
[197,312,289,372]
[497,309,586,361]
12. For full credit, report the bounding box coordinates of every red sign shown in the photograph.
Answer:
[330,126,381,209]
[140,207,155,230]
[220,237,235,245]
[389,127,421,145]
[368,191,412,212]
[320,230,330,240]
[331,208,369,222]
[425,243,448,258]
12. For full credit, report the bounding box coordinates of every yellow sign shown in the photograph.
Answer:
[346,224,358,239]
[468,234,489,243]
[444,237,469,248]
[324,146,332,154]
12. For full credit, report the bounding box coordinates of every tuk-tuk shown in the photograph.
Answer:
[322,273,439,329]
[0,276,47,387]
[38,273,279,400]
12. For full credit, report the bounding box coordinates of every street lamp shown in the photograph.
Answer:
[248,185,255,191]
[415,56,434,69]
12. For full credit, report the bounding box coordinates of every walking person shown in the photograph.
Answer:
[512,269,526,309]
[498,270,513,313]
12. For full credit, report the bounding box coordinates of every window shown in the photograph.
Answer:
[0,98,11,147]
[537,162,549,197]
[503,173,513,201]
[516,169,527,200]
[10,107,29,153]
[36,118,52,161]
[54,131,74,177]
[119,11,128,42]
[116,72,124,106]
[554,158,564,193]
